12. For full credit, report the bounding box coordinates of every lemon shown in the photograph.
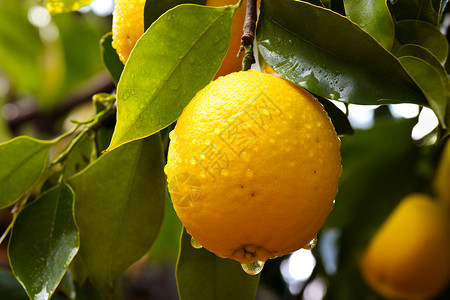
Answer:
[165,70,342,271]
[360,194,450,299]
[112,0,146,64]
[112,0,258,75]
[206,0,260,78]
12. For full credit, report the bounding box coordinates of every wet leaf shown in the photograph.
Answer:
[398,56,448,127]
[9,183,79,300]
[144,0,207,30]
[257,0,426,106]
[69,134,166,295]
[0,137,52,209]
[395,20,449,65]
[45,0,93,14]
[343,0,394,50]
[177,229,260,300]
[107,4,234,151]
[100,32,124,85]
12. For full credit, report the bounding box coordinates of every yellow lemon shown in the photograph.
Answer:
[360,194,450,299]
[112,0,259,76]
[165,70,342,272]
[112,0,146,64]
[206,0,260,78]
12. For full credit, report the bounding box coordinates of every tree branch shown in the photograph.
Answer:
[6,72,115,135]
[239,0,258,71]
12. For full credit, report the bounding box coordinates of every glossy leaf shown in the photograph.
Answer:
[395,20,449,65]
[176,229,261,300]
[343,0,394,50]
[398,56,448,127]
[144,0,207,30]
[397,44,446,73]
[0,136,52,208]
[9,183,79,300]
[100,32,124,85]
[316,96,354,136]
[108,4,235,151]
[257,0,426,106]
[69,134,166,295]
[389,0,442,26]
[45,0,93,14]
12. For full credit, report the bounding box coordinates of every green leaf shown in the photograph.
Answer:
[8,182,79,300]
[45,0,93,14]
[398,56,448,128]
[68,134,166,295]
[100,32,124,85]
[343,0,394,50]
[63,135,95,178]
[323,118,423,300]
[397,44,446,72]
[0,268,28,300]
[325,118,420,230]
[148,193,183,261]
[144,0,207,30]
[0,136,52,209]
[257,0,426,106]
[176,229,261,300]
[107,4,235,151]
[395,20,449,65]
[316,96,354,136]
[389,0,442,26]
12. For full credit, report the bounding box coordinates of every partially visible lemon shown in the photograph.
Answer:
[206,0,260,78]
[112,0,259,75]
[112,0,146,64]
[165,70,341,272]
[360,194,450,299]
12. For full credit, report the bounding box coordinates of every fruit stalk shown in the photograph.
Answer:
[240,0,258,71]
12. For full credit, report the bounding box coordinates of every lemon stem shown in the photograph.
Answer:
[240,0,258,71]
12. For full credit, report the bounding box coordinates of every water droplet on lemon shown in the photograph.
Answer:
[303,236,317,250]
[241,261,265,275]
[190,237,203,249]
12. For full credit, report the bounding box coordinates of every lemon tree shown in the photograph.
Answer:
[0,0,450,300]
